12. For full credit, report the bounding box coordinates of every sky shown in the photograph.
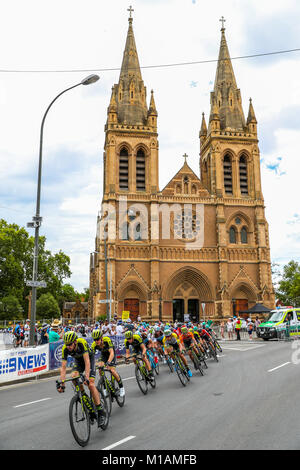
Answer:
[0,0,300,292]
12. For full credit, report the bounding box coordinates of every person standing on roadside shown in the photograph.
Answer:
[227,318,234,340]
[247,319,254,340]
[235,316,242,341]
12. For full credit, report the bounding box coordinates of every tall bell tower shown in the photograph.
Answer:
[199,19,274,316]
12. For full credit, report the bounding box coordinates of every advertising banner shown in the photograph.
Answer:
[0,345,49,383]
[49,335,126,370]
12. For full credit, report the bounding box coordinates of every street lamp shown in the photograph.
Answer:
[27,74,100,346]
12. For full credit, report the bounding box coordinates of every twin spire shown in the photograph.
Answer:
[108,11,255,136]
[200,17,257,138]
[107,7,157,127]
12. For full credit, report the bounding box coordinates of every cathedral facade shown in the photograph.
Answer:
[89,14,275,323]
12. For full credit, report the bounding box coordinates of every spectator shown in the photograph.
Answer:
[23,319,30,347]
[235,316,242,341]
[247,319,254,340]
[40,323,49,344]
[116,322,124,336]
[227,318,234,340]
[47,320,63,343]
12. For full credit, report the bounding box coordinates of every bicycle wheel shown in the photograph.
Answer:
[166,356,174,373]
[69,395,91,447]
[148,372,156,388]
[97,379,112,416]
[214,340,222,353]
[112,376,125,408]
[135,363,148,395]
[209,344,219,362]
[99,388,110,430]
[174,357,188,387]
[153,355,160,375]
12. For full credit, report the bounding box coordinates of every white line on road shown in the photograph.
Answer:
[102,435,136,450]
[122,376,135,381]
[14,398,52,408]
[268,362,291,373]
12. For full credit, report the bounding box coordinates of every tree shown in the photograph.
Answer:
[57,283,78,311]
[36,293,60,320]
[276,261,300,306]
[0,295,23,321]
[0,219,72,312]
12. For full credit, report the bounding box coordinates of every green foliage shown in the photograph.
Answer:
[36,293,60,319]
[276,260,300,307]
[0,295,23,321]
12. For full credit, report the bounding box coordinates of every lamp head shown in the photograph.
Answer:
[81,74,100,86]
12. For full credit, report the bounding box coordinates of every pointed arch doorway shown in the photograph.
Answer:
[164,267,214,323]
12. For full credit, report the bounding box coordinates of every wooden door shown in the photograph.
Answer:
[124,299,140,322]
[235,299,248,318]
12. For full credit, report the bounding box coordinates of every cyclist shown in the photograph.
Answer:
[91,329,125,398]
[153,326,165,361]
[198,324,217,355]
[162,329,192,377]
[57,331,105,426]
[179,326,200,369]
[124,331,154,381]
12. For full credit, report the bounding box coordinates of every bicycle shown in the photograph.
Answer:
[56,374,109,447]
[126,354,156,395]
[97,366,125,416]
[147,349,160,375]
[169,349,190,386]
[186,346,204,376]
[205,340,219,362]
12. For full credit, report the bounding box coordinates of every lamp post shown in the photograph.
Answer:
[27,75,100,346]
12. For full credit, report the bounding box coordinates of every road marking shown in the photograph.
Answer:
[102,435,136,450]
[14,398,52,408]
[222,345,265,352]
[268,362,291,373]
[122,376,135,381]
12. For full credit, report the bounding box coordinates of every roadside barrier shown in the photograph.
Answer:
[0,335,126,385]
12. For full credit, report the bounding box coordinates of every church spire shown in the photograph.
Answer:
[113,8,148,125]
[210,18,246,131]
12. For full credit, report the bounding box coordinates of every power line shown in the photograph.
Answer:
[0,47,299,73]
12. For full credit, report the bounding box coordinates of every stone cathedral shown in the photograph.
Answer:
[89,13,275,323]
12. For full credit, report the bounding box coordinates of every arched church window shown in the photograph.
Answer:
[229,226,237,244]
[241,226,248,244]
[119,147,129,190]
[239,155,248,195]
[224,155,233,194]
[136,149,146,191]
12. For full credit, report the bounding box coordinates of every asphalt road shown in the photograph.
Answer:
[1,339,300,450]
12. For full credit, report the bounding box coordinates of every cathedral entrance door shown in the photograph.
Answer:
[188,299,199,322]
[124,298,140,322]
[173,299,184,322]
[235,299,248,318]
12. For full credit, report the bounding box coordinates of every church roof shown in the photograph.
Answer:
[161,156,210,197]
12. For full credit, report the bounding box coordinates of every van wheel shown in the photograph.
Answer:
[263,338,269,341]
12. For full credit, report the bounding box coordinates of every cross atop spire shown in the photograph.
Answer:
[183,153,188,164]
[127,5,134,21]
[219,16,226,31]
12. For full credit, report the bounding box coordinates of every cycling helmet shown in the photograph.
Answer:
[63,331,78,345]
[125,330,133,339]
[193,326,198,331]
[164,329,172,337]
[92,329,103,340]
[181,326,188,334]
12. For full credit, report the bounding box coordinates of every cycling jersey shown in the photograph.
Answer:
[180,332,194,346]
[162,333,180,347]
[91,336,116,365]
[61,338,96,378]
[62,337,93,362]
[124,334,144,352]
